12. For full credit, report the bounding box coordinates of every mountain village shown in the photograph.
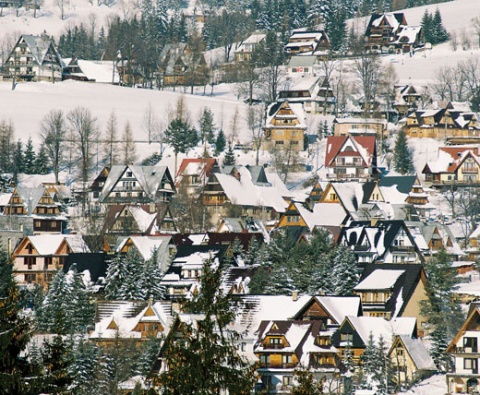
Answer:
[2,0,480,394]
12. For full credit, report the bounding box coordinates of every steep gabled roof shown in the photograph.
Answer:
[325,135,376,168]
[355,263,425,318]
[392,335,436,371]
[100,165,174,202]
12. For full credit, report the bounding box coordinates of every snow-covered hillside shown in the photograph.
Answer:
[1,0,480,171]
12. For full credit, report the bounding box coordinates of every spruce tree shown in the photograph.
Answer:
[24,137,36,174]
[0,246,31,394]
[199,107,216,144]
[157,259,254,395]
[331,246,359,296]
[420,248,464,371]
[41,335,73,393]
[393,129,414,175]
[164,118,199,173]
[421,10,433,44]
[223,142,235,165]
[12,139,24,180]
[432,8,449,44]
[215,129,227,155]
[142,248,166,301]
[35,144,51,175]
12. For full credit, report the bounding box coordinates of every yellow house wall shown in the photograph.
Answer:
[400,280,428,336]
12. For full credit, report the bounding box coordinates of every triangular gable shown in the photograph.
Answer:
[107,318,119,330]
[277,201,308,227]
[447,307,480,353]
[292,297,337,324]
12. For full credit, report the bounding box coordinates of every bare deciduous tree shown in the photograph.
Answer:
[41,110,67,185]
[68,107,98,205]
[246,104,265,165]
[354,52,384,118]
[121,121,136,165]
[103,110,119,168]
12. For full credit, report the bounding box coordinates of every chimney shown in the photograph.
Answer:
[292,290,299,302]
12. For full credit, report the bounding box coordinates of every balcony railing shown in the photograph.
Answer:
[390,245,415,252]
[264,343,285,350]
[455,346,478,354]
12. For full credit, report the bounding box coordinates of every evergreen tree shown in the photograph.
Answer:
[420,248,464,371]
[291,364,323,395]
[432,8,449,44]
[164,118,199,173]
[374,335,393,395]
[223,141,235,165]
[0,245,31,394]
[393,129,414,174]
[421,10,433,44]
[215,129,227,156]
[199,107,216,144]
[24,137,36,174]
[331,246,359,296]
[157,259,255,395]
[12,139,24,182]
[35,144,51,175]
[41,335,73,394]
[360,332,377,388]
[68,338,99,395]
[37,267,94,335]
[142,248,166,301]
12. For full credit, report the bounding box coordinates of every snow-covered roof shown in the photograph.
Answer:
[397,335,436,370]
[347,316,416,348]
[20,234,90,255]
[354,269,405,290]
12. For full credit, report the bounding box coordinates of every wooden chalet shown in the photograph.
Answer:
[404,103,480,141]
[4,186,67,233]
[364,13,422,54]
[99,164,175,205]
[5,34,63,82]
[331,316,418,364]
[423,146,480,187]
[446,302,480,394]
[12,234,90,288]
[389,334,436,387]
[263,101,307,151]
[353,263,428,335]
[324,135,377,180]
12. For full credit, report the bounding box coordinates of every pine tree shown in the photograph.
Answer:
[0,246,31,394]
[215,129,227,156]
[24,137,36,174]
[223,142,235,165]
[393,129,414,174]
[37,270,70,334]
[331,246,359,296]
[157,259,255,395]
[67,267,95,333]
[374,335,393,395]
[291,364,323,395]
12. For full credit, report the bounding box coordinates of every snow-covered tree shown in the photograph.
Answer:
[421,248,464,371]
[157,259,254,394]
[0,246,31,393]
[331,246,359,295]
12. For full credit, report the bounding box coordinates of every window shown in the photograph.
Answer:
[44,257,52,267]
[283,376,293,387]
[269,337,282,345]
[464,337,478,351]
[340,333,353,343]
[24,256,36,268]
[259,354,270,365]
[282,354,293,365]
[464,358,478,371]
[24,274,36,283]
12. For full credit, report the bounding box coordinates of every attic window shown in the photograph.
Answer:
[126,171,133,177]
